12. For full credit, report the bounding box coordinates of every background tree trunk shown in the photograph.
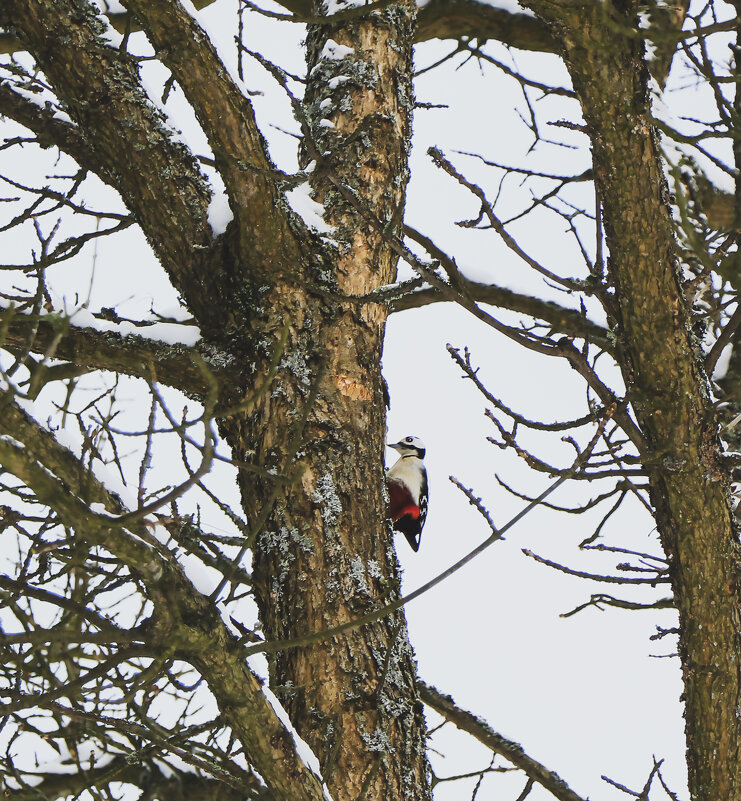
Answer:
[528,2,741,797]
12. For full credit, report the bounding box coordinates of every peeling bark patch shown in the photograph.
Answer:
[335,373,372,400]
[358,302,386,328]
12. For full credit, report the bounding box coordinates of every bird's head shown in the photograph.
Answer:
[388,435,426,459]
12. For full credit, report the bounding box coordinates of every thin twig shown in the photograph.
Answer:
[522,549,669,584]
[706,300,741,376]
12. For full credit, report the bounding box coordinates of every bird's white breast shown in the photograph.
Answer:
[388,457,425,502]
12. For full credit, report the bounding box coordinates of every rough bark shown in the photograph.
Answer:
[524,1,741,798]
[223,6,431,801]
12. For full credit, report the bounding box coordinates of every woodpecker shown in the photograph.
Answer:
[387,436,428,552]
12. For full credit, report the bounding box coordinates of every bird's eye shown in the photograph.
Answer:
[405,436,413,442]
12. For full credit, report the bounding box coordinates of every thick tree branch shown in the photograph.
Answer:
[0,308,237,399]
[268,0,556,50]
[4,760,273,801]
[0,403,327,801]
[124,0,303,274]
[419,683,588,801]
[390,279,612,350]
[523,1,741,797]
[3,0,221,328]
[0,83,110,185]
[415,0,555,48]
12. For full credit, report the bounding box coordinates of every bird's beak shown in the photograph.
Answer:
[388,441,403,452]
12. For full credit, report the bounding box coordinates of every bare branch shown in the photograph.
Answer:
[418,683,588,801]
[124,0,303,274]
[561,594,674,618]
[522,549,670,585]
[706,300,741,376]
[0,402,330,801]
[0,307,236,399]
[390,276,612,349]
[428,147,588,292]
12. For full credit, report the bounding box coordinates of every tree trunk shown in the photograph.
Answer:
[223,6,431,801]
[527,2,741,798]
